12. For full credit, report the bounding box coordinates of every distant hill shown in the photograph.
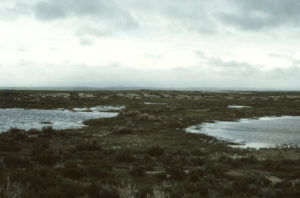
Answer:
[0,86,297,92]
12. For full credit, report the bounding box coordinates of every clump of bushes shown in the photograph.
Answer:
[189,169,204,182]
[147,146,164,157]
[232,175,271,195]
[39,126,57,137]
[167,181,208,198]
[42,126,56,133]
[0,177,23,198]
[115,151,135,163]
[204,162,225,178]
[190,157,205,166]
[76,140,102,151]
[6,128,28,140]
[166,165,186,180]
[2,155,31,169]
[6,128,22,134]
[118,180,170,198]
[0,141,21,152]
[112,127,133,135]
[60,161,86,180]
[130,166,146,177]
[240,155,258,164]
[31,142,60,166]
[85,163,110,178]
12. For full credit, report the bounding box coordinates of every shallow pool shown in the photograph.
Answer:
[227,105,252,109]
[186,116,300,148]
[0,106,121,132]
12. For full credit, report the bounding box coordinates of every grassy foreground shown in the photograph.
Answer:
[0,90,300,198]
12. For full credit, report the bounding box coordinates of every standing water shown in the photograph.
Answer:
[0,106,124,132]
[186,116,300,148]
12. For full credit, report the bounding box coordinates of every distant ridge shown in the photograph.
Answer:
[0,86,299,92]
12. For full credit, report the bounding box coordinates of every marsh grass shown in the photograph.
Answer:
[0,177,23,198]
[1,90,300,197]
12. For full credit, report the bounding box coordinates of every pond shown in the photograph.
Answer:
[186,116,300,148]
[0,106,124,132]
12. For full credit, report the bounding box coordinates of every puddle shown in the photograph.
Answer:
[144,102,167,105]
[186,116,300,149]
[73,105,125,112]
[0,106,123,132]
[227,105,252,109]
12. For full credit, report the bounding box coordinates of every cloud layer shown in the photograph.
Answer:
[1,0,300,90]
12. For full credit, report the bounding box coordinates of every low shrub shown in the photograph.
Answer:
[240,155,258,164]
[204,163,225,178]
[76,141,102,151]
[0,141,21,152]
[190,157,205,166]
[115,151,135,163]
[0,177,23,198]
[31,143,60,166]
[232,175,270,195]
[166,165,186,180]
[7,128,22,134]
[189,169,204,182]
[42,126,56,133]
[60,161,86,180]
[112,127,133,135]
[86,164,109,178]
[147,146,164,157]
[130,166,146,177]
[3,155,31,168]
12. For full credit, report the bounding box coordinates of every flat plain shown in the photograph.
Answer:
[0,90,300,198]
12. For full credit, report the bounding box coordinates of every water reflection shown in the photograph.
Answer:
[0,107,121,132]
[186,116,300,148]
[227,105,252,109]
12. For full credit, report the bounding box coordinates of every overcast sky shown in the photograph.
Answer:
[1,0,300,90]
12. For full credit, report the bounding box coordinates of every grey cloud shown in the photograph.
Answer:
[18,59,35,67]
[33,0,138,29]
[163,1,217,33]
[290,59,300,68]
[268,53,300,67]
[0,1,33,20]
[195,50,255,69]
[0,0,138,37]
[35,0,118,20]
[219,0,300,30]
[206,59,261,80]
[195,50,207,59]
[35,2,67,20]
[79,38,93,46]
[144,53,165,60]
[2,61,300,89]
[269,53,288,59]
[126,0,218,34]
[172,67,189,72]
[3,0,300,34]
[34,0,138,41]
[268,53,296,62]
[76,26,112,37]
[208,57,254,69]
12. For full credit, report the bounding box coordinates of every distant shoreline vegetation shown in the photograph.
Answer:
[0,86,300,91]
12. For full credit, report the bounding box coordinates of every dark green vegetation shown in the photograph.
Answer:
[0,90,300,197]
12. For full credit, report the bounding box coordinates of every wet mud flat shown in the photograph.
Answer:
[0,90,300,197]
